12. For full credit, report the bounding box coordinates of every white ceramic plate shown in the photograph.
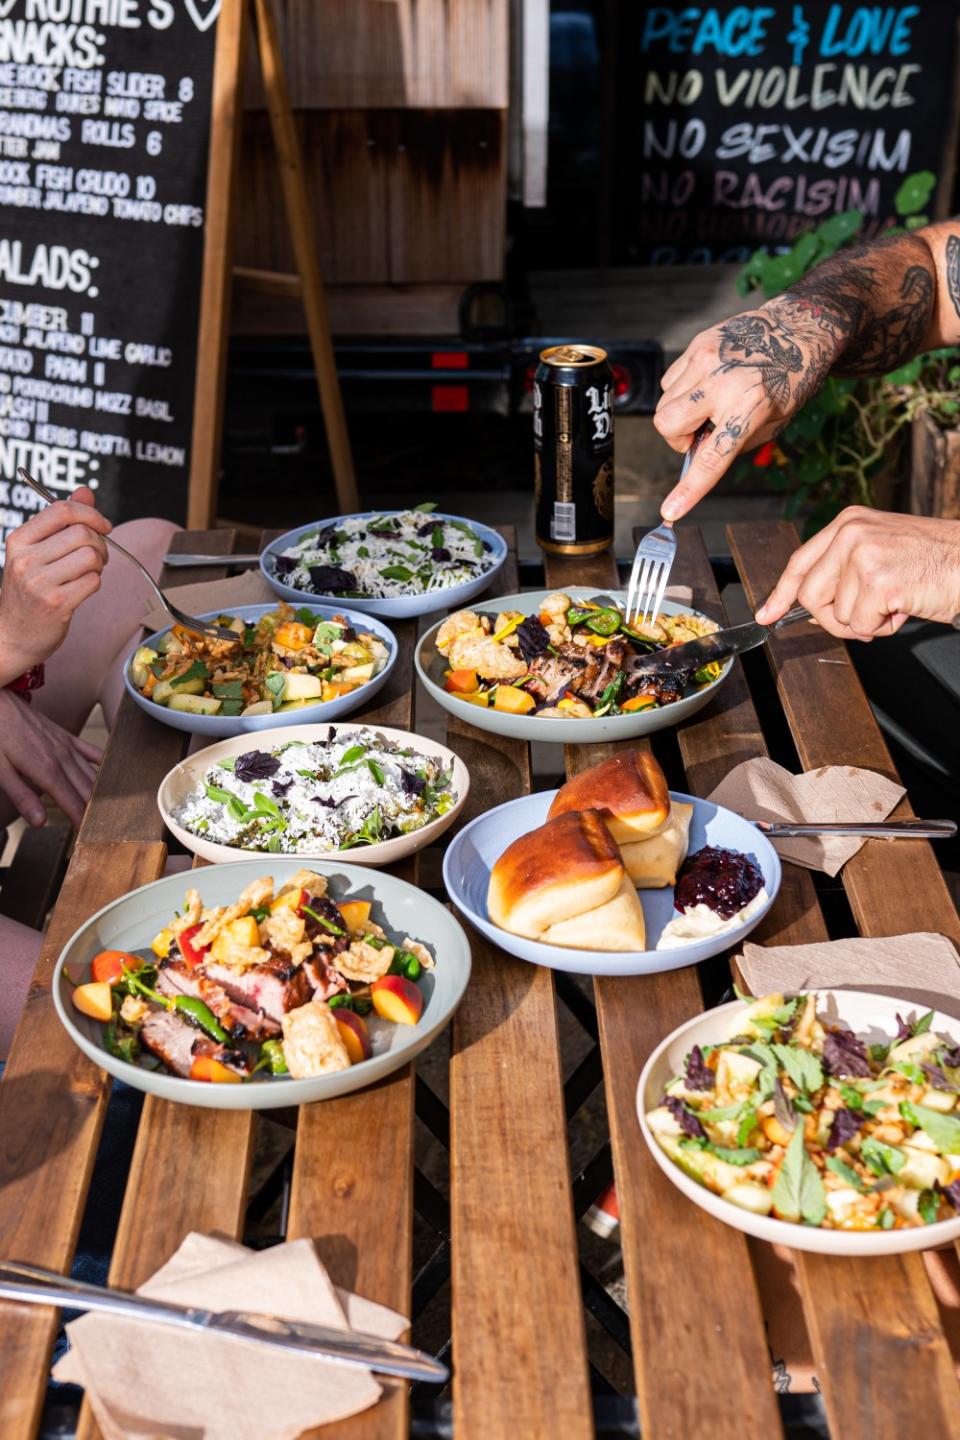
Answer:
[260,511,509,619]
[637,990,960,1256]
[124,603,398,738]
[415,591,732,743]
[54,858,471,1110]
[442,789,780,976]
[158,722,470,866]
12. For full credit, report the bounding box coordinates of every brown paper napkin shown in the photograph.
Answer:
[708,757,905,876]
[737,929,960,1391]
[143,570,276,632]
[53,1233,407,1440]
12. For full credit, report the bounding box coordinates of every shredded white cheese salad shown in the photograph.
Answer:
[272,504,497,599]
[176,728,457,854]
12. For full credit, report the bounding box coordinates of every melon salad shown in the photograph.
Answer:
[130,604,389,718]
[646,991,960,1231]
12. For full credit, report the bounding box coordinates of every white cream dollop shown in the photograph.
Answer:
[656,888,768,951]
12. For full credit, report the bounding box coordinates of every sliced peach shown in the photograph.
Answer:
[334,1008,372,1064]
[274,621,313,650]
[189,1055,242,1083]
[445,668,479,694]
[322,680,353,701]
[621,695,657,713]
[72,981,114,1023]
[371,975,424,1026]
[338,900,371,934]
[91,950,143,986]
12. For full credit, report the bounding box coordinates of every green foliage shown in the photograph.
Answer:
[735,172,958,535]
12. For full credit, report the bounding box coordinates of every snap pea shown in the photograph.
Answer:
[260,1039,288,1074]
[302,904,344,937]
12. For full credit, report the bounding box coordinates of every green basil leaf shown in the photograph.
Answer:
[900,1102,960,1152]
[340,744,366,766]
[825,1155,865,1191]
[861,1136,907,1176]
[919,1189,941,1225]
[772,1043,824,1095]
[379,565,414,582]
[709,1145,762,1166]
[771,1125,827,1225]
[413,501,438,512]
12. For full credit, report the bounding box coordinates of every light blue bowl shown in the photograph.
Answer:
[443,789,781,977]
[124,602,398,738]
[259,511,509,619]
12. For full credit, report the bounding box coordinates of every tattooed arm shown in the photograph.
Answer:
[654,220,960,520]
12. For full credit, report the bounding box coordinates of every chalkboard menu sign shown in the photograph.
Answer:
[0,0,220,553]
[614,1,959,265]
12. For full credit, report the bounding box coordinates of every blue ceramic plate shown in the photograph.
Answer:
[443,789,781,977]
[124,602,397,738]
[259,511,509,619]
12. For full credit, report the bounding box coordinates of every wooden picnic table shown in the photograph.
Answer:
[1,519,959,1440]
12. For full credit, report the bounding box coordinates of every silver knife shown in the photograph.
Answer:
[0,1262,447,1383]
[755,818,956,840]
[164,553,262,567]
[628,603,812,676]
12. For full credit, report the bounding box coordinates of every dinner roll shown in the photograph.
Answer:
[541,876,646,952]
[488,810,623,940]
[547,750,670,843]
[621,803,694,888]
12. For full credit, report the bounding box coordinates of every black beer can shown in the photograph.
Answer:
[533,343,614,556]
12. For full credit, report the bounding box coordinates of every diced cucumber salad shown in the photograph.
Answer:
[130,605,388,718]
[272,504,496,599]
[646,991,960,1231]
[176,728,457,854]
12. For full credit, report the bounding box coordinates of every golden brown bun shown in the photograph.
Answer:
[547,750,670,843]
[621,803,694,888]
[488,811,623,940]
[541,876,646,952]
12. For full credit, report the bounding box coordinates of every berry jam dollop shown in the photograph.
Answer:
[673,846,764,920]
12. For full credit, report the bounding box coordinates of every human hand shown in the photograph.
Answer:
[653,299,843,521]
[0,487,111,685]
[756,509,960,641]
[0,691,102,829]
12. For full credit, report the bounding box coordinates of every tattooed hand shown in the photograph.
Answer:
[756,509,960,641]
[653,230,945,521]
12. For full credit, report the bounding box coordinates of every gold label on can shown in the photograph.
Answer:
[593,460,614,520]
[556,388,572,502]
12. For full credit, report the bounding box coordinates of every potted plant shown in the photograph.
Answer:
[733,172,960,534]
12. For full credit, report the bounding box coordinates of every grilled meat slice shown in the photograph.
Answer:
[301,896,351,953]
[203,952,313,1026]
[579,638,628,704]
[191,1035,253,1077]
[303,954,349,1001]
[141,1010,199,1078]
[158,957,274,1039]
[527,643,598,704]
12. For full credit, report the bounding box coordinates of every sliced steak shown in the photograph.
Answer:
[141,1010,198,1078]
[304,954,349,1001]
[158,958,273,1039]
[203,953,312,1026]
[528,643,597,704]
[579,638,627,703]
[191,1035,253,1077]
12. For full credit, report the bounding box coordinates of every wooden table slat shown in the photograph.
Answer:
[543,546,784,1439]
[0,841,168,1440]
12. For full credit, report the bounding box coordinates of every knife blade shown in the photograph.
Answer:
[0,1263,447,1383]
[626,605,811,678]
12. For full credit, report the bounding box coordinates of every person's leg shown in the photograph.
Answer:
[36,517,180,734]
[0,915,41,1059]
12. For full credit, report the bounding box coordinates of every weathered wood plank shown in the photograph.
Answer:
[712,524,960,1440]
[727,521,960,949]
[543,544,784,1440]
[0,841,167,1440]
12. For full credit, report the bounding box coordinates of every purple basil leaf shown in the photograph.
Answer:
[774,1080,797,1134]
[417,521,436,537]
[307,565,356,594]
[921,1063,959,1092]
[311,796,337,808]
[823,1029,872,1078]
[234,750,281,783]
[273,554,297,576]
[516,615,551,664]
[431,546,452,562]
[942,1045,960,1068]
[895,1013,912,1042]
[684,1045,715,1091]
[400,769,427,798]
[665,1095,706,1139]
[271,779,294,798]
[826,1107,863,1152]
[937,1179,960,1212]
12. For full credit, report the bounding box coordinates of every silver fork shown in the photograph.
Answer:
[624,424,710,627]
[16,468,237,643]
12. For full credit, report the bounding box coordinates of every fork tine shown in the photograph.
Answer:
[629,558,653,626]
[648,558,671,624]
[638,562,661,626]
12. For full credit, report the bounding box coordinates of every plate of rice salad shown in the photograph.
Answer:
[159,723,470,866]
[124,603,397,738]
[54,858,471,1110]
[259,505,508,619]
[638,987,960,1255]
